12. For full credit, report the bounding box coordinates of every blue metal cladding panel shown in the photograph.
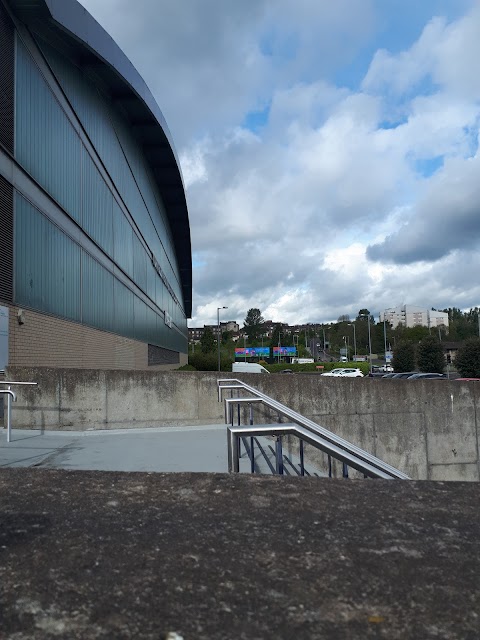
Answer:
[15,193,81,320]
[39,40,185,312]
[39,40,129,197]
[12,31,187,352]
[111,109,177,263]
[132,233,147,293]
[146,305,158,345]
[133,295,147,343]
[112,200,133,278]
[15,39,81,223]
[82,147,113,256]
[155,277,164,313]
[146,259,156,303]
[81,251,114,332]
[113,278,134,340]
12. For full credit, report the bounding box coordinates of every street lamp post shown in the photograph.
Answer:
[383,314,387,366]
[244,335,247,362]
[360,313,372,373]
[217,306,228,372]
[293,334,298,355]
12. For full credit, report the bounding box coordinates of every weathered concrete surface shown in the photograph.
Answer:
[4,369,480,481]
[0,470,479,639]
[0,426,229,472]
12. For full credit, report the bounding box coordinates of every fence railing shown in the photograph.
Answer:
[218,378,409,480]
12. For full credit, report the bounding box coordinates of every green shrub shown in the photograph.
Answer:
[455,338,480,378]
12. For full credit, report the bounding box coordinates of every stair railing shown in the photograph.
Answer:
[218,378,409,480]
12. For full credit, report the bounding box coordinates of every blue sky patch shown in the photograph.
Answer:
[243,103,271,133]
[414,156,444,178]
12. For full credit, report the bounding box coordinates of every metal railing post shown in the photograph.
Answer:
[7,385,12,443]
[275,436,284,475]
[227,431,240,473]
[299,439,305,476]
[250,437,255,473]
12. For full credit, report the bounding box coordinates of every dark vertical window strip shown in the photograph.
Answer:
[0,175,13,302]
[0,3,14,153]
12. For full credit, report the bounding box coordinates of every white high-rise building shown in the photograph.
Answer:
[379,305,449,330]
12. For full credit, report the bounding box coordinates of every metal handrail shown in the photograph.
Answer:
[0,390,17,443]
[0,381,37,444]
[228,424,402,478]
[218,378,409,480]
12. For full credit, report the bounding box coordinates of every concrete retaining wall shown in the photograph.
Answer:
[4,367,480,481]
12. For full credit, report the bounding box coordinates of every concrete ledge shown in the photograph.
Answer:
[4,368,480,480]
[1,469,479,638]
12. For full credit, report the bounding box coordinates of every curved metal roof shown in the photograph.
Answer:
[7,0,192,317]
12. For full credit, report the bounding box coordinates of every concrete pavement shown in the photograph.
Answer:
[0,425,230,472]
[0,426,313,475]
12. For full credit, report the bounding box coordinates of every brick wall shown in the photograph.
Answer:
[4,302,186,370]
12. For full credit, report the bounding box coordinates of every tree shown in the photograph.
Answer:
[416,335,445,373]
[200,327,215,354]
[337,314,350,323]
[454,338,480,378]
[243,308,264,341]
[357,308,370,319]
[392,340,415,372]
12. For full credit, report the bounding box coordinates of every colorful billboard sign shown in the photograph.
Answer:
[235,347,270,358]
[273,346,297,356]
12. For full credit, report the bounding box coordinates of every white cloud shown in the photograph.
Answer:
[77,0,480,327]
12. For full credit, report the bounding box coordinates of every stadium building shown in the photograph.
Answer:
[0,0,192,370]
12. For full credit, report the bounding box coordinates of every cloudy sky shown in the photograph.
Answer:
[78,0,480,327]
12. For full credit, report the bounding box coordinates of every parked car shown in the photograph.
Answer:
[379,365,394,373]
[339,368,364,377]
[407,373,446,379]
[322,368,364,377]
[381,372,397,378]
[391,372,419,379]
[321,368,347,376]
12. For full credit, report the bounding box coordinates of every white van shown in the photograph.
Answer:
[291,358,314,364]
[232,362,270,374]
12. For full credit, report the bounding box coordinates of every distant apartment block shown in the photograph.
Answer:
[189,321,239,342]
[380,305,449,330]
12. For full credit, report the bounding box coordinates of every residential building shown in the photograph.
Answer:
[188,321,240,343]
[380,306,449,331]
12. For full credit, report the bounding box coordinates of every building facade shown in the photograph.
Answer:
[0,0,191,370]
[188,321,240,343]
[380,305,449,331]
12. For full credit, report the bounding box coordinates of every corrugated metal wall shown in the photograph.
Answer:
[15,193,81,320]
[12,30,187,354]
[0,1,14,154]
[0,175,13,303]
[0,3,14,303]
[16,38,82,222]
